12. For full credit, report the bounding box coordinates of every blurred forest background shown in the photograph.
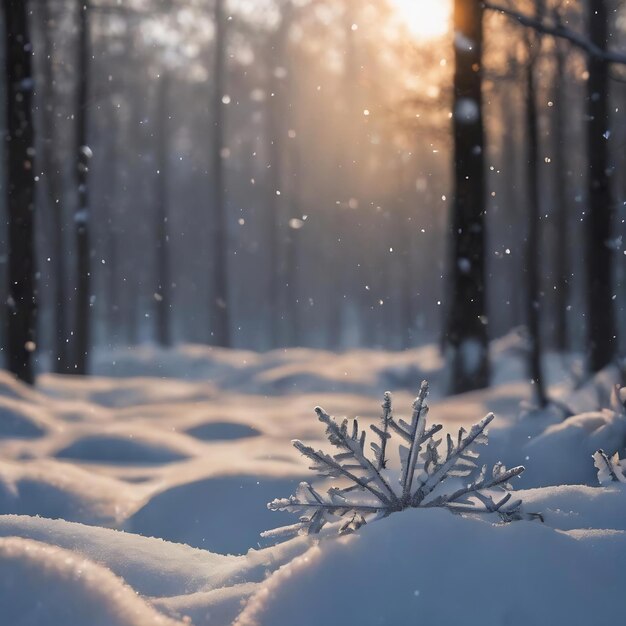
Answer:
[1,0,626,402]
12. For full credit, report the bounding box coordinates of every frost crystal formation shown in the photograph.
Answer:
[265,381,526,537]
[593,449,626,485]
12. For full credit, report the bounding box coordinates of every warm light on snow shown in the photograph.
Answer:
[389,0,451,40]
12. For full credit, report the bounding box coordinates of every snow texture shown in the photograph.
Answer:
[236,506,626,626]
[0,340,623,625]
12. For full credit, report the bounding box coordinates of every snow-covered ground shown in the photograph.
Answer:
[0,341,624,625]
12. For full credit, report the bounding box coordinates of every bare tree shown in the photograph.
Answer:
[523,11,547,407]
[209,0,231,347]
[154,70,172,346]
[3,0,37,384]
[585,0,616,371]
[266,0,296,346]
[445,0,489,393]
[70,0,92,374]
[485,0,624,373]
[39,0,70,373]
[551,38,570,352]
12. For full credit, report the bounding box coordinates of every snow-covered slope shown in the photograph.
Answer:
[236,503,626,626]
[0,536,184,626]
[0,343,623,625]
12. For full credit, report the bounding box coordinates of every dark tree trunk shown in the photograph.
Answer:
[281,3,299,349]
[395,160,414,349]
[552,42,570,352]
[103,92,120,347]
[500,71,524,330]
[155,71,172,347]
[266,57,285,347]
[3,0,37,384]
[266,2,294,347]
[586,0,616,371]
[209,0,230,347]
[326,0,360,350]
[107,229,120,343]
[124,32,143,347]
[524,39,547,408]
[70,0,91,374]
[444,0,489,393]
[39,0,69,372]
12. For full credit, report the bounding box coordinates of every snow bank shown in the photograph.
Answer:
[237,507,626,626]
[91,343,445,396]
[0,514,312,624]
[127,475,306,554]
[0,343,622,625]
[56,433,191,465]
[0,396,50,439]
[0,515,310,594]
[0,460,140,525]
[0,536,183,626]
[518,483,626,531]
[521,408,626,487]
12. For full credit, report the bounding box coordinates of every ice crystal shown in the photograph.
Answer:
[264,381,527,537]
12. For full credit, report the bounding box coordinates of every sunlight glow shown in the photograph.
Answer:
[390,0,451,40]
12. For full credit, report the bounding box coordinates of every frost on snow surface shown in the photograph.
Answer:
[265,381,527,538]
[0,343,625,625]
[0,536,183,626]
[593,450,626,485]
[236,505,626,626]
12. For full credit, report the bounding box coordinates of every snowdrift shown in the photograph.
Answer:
[237,505,626,626]
[0,343,623,625]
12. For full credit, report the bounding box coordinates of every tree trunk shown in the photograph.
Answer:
[586,0,616,371]
[266,2,294,347]
[395,159,414,349]
[551,41,570,352]
[500,68,524,331]
[209,0,230,347]
[70,0,92,374]
[155,71,172,347]
[444,0,489,393]
[265,54,285,347]
[524,39,547,407]
[39,0,69,372]
[3,0,37,384]
[102,91,120,347]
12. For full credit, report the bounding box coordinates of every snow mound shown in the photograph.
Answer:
[186,421,261,441]
[521,408,626,487]
[127,475,305,554]
[518,484,626,531]
[0,461,139,525]
[0,513,312,589]
[563,366,624,415]
[0,515,244,597]
[55,433,190,465]
[0,536,183,626]
[0,370,45,402]
[237,508,626,626]
[92,344,445,396]
[154,583,259,626]
[44,373,215,408]
[0,396,49,439]
[0,514,312,623]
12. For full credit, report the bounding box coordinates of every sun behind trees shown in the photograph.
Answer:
[1,0,625,396]
[2,3,626,623]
